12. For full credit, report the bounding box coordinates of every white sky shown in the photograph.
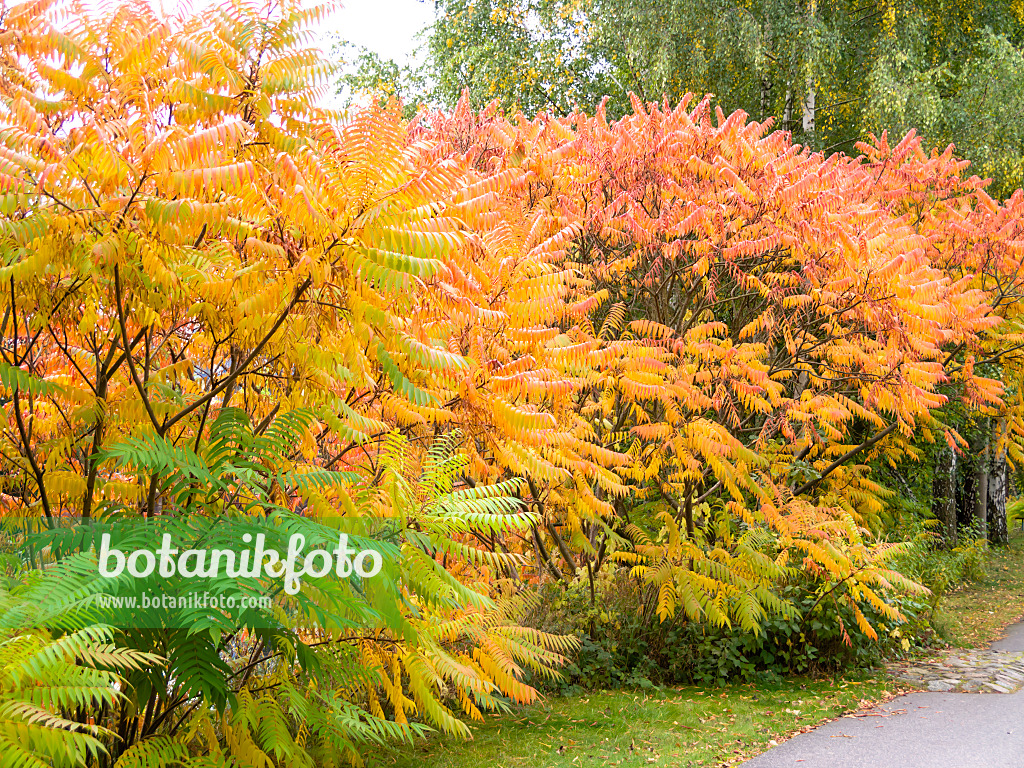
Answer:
[153,0,432,63]
[146,0,435,106]
[335,0,434,64]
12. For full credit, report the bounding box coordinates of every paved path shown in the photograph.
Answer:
[742,623,1024,768]
[992,621,1024,652]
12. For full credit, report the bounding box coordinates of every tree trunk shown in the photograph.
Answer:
[932,446,957,547]
[988,462,1009,545]
[683,481,694,539]
[974,428,990,538]
[759,21,773,120]
[958,454,976,532]
[800,0,816,148]
[801,77,815,142]
[760,77,772,119]
[547,522,578,576]
[988,418,1009,545]
[531,525,562,582]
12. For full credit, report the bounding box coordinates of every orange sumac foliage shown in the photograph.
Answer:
[417,94,1020,633]
[858,131,1024,467]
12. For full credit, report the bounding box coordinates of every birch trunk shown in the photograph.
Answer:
[987,418,1009,545]
[761,76,773,120]
[801,0,816,147]
[801,77,815,138]
[760,23,773,120]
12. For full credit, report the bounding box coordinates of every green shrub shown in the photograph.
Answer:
[521,567,908,692]
[1008,497,1024,533]
[519,513,1003,694]
[889,524,986,600]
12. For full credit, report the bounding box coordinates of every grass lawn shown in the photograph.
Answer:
[934,530,1024,648]
[376,678,893,768]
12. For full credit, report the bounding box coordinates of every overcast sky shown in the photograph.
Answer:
[147,0,433,108]
[335,0,434,64]
[155,0,432,63]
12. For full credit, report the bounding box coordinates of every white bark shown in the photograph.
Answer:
[800,0,816,145]
[801,76,815,136]
[987,418,1009,545]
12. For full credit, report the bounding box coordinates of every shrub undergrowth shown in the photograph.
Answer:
[524,524,993,692]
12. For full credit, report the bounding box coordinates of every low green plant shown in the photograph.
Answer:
[890,525,986,599]
[1008,497,1024,533]
[521,565,912,691]
[930,530,1024,647]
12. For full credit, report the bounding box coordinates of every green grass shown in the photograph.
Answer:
[375,678,893,768]
[934,530,1024,648]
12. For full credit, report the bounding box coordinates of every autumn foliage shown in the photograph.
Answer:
[1,0,1024,765]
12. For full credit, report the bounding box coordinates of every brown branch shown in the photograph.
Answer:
[546,521,578,574]
[12,389,52,523]
[793,422,898,497]
[114,265,162,433]
[162,275,313,432]
[531,525,563,581]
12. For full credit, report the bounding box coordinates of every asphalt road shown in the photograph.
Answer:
[742,624,1024,768]
[991,621,1024,652]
